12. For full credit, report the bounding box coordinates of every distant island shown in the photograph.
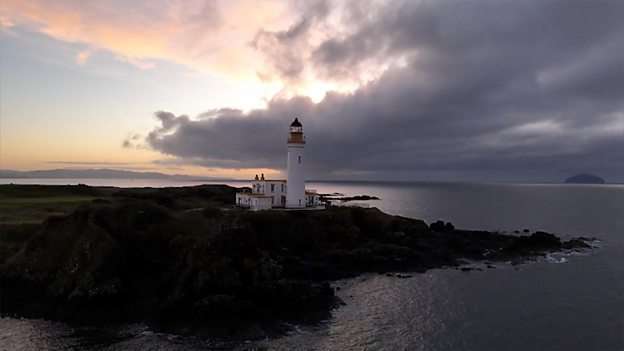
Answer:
[0,184,593,337]
[564,173,606,184]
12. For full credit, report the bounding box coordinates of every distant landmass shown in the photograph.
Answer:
[564,173,606,184]
[0,168,218,181]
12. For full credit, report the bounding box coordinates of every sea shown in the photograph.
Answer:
[1,178,624,351]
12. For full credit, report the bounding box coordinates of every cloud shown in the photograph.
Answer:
[46,161,137,166]
[75,49,91,65]
[2,0,409,100]
[0,15,14,28]
[0,0,291,79]
[250,0,395,98]
[140,0,624,182]
[5,0,624,181]
[251,0,330,82]
[122,133,144,149]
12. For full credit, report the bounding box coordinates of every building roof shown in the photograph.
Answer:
[255,179,287,182]
[238,193,273,198]
[290,118,302,127]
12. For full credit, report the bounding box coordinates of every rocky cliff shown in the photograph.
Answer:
[0,184,591,334]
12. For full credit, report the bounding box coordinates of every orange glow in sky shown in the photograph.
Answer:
[0,0,392,178]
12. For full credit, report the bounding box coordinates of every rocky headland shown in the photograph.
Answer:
[0,184,592,335]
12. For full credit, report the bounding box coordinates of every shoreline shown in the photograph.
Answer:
[0,184,594,337]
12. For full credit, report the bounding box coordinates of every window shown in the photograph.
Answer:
[298,156,302,164]
[281,184,284,192]
[271,184,275,192]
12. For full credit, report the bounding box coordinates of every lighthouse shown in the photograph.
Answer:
[286,118,306,208]
[235,118,320,211]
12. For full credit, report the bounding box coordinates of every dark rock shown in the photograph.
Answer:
[562,239,591,250]
[321,194,381,202]
[430,220,455,233]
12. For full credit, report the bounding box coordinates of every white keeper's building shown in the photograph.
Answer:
[236,118,321,211]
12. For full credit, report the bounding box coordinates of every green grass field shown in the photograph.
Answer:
[0,196,99,224]
[0,183,240,264]
[0,185,107,261]
[0,185,107,224]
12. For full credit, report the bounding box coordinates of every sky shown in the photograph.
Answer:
[1,0,624,182]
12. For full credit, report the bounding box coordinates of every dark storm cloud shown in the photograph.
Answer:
[251,0,330,81]
[145,0,624,181]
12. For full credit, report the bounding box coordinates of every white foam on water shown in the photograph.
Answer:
[545,253,568,264]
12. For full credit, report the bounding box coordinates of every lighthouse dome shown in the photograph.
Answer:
[290,118,302,127]
[288,118,305,144]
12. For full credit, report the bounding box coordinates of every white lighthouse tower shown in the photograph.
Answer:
[235,118,320,210]
[286,118,306,208]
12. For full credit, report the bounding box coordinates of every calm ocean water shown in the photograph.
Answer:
[1,178,624,350]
